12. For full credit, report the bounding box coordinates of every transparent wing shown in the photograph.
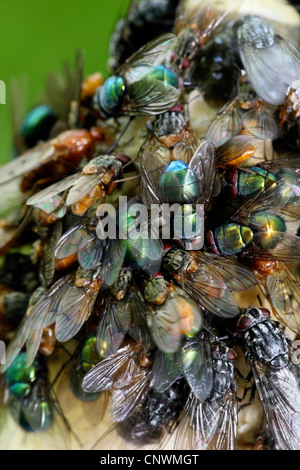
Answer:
[109,371,150,423]
[118,34,177,83]
[96,297,127,358]
[27,275,72,331]
[66,174,103,205]
[175,390,238,450]
[189,140,216,208]
[252,361,300,450]
[242,106,279,140]
[181,336,213,402]
[39,221,63,287]
[1,317,29,372]
[195,252,257,291]
[54,222,87,259]
[238,34,300,105]
[78,235,104,270]
[0,142,56,185]
[205,100,244,147]
[55,284,100,342]
[101,239,127,289]
[264,265,300,334]
[122,78,179,116]
[181,261,240,318]
[140,149,166,206]
[26,173,79,205]
[146,300,183,354]
[82,343,145,393]
[216,134,255,168]
[150,350,182,393]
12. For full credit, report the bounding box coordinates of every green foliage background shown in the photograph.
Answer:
[0,0,131,163]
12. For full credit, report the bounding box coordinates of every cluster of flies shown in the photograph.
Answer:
[1,0,300,451]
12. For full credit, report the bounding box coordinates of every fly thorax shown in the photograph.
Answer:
[83,155,122,176]
[144,275,169,305]
[238,16,275,49]
[110,269,132,300]
[211,345,236,400]
[163,248,193,274]
[244,322,289,368]
[154,110,186,138]
[212,358,235,401]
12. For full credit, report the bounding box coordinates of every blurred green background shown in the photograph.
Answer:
[0,0,131,163]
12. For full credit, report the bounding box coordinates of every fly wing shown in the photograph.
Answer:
[26,173,79,205]
[1,317,29,372]
[196,252,257,291]
[119,34,177,83]
[252,360,300,450]
[216,134,255,168]
[175,389,238,450]
[205,100,244,147]
[146,301,182,354]
[78,235,104,270]
[66,174,103,205]
[55,283,99,342]
[150,350,182,393]
[100,239,127,289]
[189,140,216,209]
[0,142,56,185]
[194,390,238,450]
[242,106,279,140]
[96,297,128,358]
[125,290,154,350]
[140,148,166,206]
[122,78,179,116]
[54,222,88,259]
[181,336,213,402]
[27,275,72,331]
[39,221,63,287]
[238,32,300,105]
[82,343,143,394]
[181,261,240,318]
[265,266,300,334]
[25,328,44,367]
[109,371,150,423]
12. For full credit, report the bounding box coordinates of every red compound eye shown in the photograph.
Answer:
[211,346,217,356]
[170,104,184,113]
[163,244,171,253]
[182,59,190,70]
[238,316,252,330]
[261,308,271,317]
[153,272,163,278]
[227,349,237,361]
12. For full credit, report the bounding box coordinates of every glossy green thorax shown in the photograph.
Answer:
[215,224,254,255]
[6,353,37,398]
[144,276,169,304]
[97,75,125,117]
[147,65,178,88]
[239,167,277,197]
[160,161,201,204]
[81,336,102,372]
[21,105,57,148]
[251,211,286,249]
[70,336,102,402]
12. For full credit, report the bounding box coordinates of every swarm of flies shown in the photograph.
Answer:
[1,0,300,451]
